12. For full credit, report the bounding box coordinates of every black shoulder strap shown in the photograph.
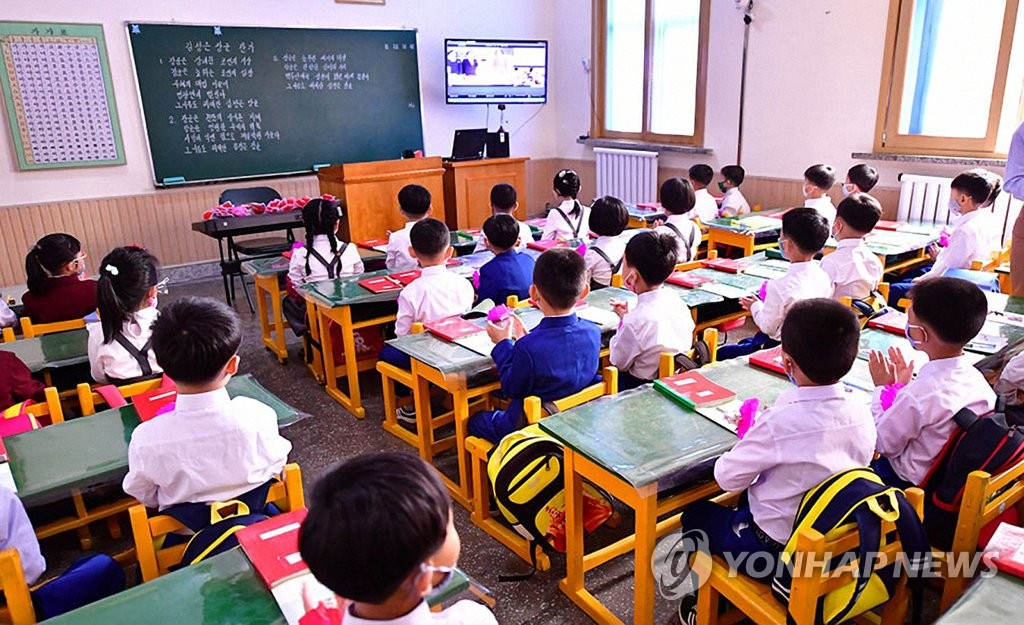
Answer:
[307,248,341,279]
[663,222,696,262]
[953,407,981,431]
[552,203,583,238]
[112,332,153,377]
[590,246,622,274]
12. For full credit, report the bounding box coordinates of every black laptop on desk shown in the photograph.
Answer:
[445,128,487,162]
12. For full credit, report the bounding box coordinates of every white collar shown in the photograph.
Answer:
[785,260,818,274]
[952,209,987,228]
[174,387,231,412]
[835,237,865,249]
[345,601,431,625]
[776,382,848,406]
[419,265,447,277]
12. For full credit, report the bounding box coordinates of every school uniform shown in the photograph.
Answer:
[609,288,694,389]
[342,600,497,625]
[87,306,162,384]
[476,250,534,305]
[22,275,97,324]
[693,188,719,223]
[542,199,590,241]
[0,487,46,584]
[474,219,533,253]
[873,356,996,486]
[467,313,601,443]
[287,235,365,290]
[804,195,837,227]
[655,214,701,264]
[0,352,44,411]
[995,350,1024,405]
[819,238,884,301]
[583,234,627,288]
[386,221,421,272]
[122,388,292,510]
[719,188,750,218]
[0,300,15,328]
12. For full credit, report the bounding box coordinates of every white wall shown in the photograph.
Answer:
[1,0,559,207]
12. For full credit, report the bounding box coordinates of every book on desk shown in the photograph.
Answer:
[356,238,389,252]
[701,257,748,274]
[654,370,737,409]
[867,309,908,335]
[749,346,787,375]
[667,271,715,289]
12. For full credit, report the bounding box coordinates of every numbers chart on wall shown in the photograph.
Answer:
[0,22,125,170]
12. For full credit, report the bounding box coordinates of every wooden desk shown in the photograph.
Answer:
[705,214,783,257]
[0,328,88,373]
[934,572,1024,624]
[442,157,528,230]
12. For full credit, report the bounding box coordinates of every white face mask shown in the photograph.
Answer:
[841,183,854,198]
[801,184,812,199]
[949,198,962,217]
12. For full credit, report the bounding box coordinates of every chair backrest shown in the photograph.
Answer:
[675,249,717,272]
[0,549,35,625]
[1,327,15,343]
[130,463,305,583]
[19,316,86,339]
[658,328,719,378]
[898,173,1023,247]
[951,458,1024,557]
[13,387,65,426]
[218,187,282,206]
[523,366,618,424]
[76,378,165,416]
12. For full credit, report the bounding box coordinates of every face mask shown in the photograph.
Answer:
[841,183,854,198]
[948,198,962,217]
[801,184,812,199]
[785,367,797,386]
[905,323,927,348]
[717,181,728,194]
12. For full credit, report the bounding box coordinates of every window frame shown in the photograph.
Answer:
[591,0,711,146]
[874,0,1021,157]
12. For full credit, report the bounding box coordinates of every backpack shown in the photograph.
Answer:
[487,424,614,577]
[919,406,1024,551]
[0,401,41,436]
[771,468,930,625]
[669,336,713,373]
[850,292,889,328]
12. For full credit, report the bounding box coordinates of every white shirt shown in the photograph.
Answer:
[0,300,15,328]
[693,188,719,223]
[87,306,162,384]
[122,387,292,510]
[543,199,590,241]
[996,350,1024,405]
[343,600,497,625]
[873,355,996,485]
[719,188,750,218]
[749,261,832,340]
[0,487,45,584]
[288,235,365,289]
[716,383,877,543]
[474,219,533,253]
[395,265,475,336]
[926,210,998,278]
[820,238,884,301]
[584,235,627,287]
[655,214,702,264]
[609,288,694,380]
[386,221,420,272]
[804,195,837,227]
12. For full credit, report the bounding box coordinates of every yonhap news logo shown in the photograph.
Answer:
[653,529,710,600]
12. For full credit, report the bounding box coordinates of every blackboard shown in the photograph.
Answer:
[126,23,424,186]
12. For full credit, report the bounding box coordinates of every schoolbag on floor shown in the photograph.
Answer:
[920,407,1024,551]
[771,468,930,625]
[487,425,614,572]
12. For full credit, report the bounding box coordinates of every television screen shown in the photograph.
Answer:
[445,39,547,104]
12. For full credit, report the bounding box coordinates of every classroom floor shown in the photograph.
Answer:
[36,276,944,625]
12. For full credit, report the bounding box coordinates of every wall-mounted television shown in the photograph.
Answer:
[445,39,548,104]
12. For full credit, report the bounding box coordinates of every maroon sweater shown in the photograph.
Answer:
[0,352,44,410]
[22,275,97,324]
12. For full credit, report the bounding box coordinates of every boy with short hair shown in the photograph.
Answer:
[803,163,838,226]
[476,214,535,304]
[122,297,291,510]
[868,278,996,487]
[678,299,876,623]
[718,207,832,360]
[473,183,533,253]
[584,195,630,288]
[655,178,702,263]
[820,193,884,300]
[299,453,497,625]
[844,164,879,196]
[386,184,433,272]
[718,165,751,218]
[688,164,719,222]
[468,249,601,443]
[610,231,694,390]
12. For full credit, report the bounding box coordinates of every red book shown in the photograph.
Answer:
[749,346,787,375]
[666,271,714,289]
[282,250,293,260]
[425,316,483,341]
[356,238,388,250]
[701,258,747,274]
[237,509,310,588]
[867,309,908,335]
[132,379,179,423]
[527,239,565,252]
[983,522,1024,579]
[636,202,662,211]
[654,371,737,408]
[874,220,902,231]
[358,275,404,293]
[391,270,421,285]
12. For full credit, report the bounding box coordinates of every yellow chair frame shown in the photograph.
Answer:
[130,463,305,583]
[658,328,719,378]
[18,317,86,339]
[0,549,36,625]
[75,378,165,416]
[1,327,15,343]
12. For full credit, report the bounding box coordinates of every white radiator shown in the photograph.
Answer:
[898,173,1021,246]
[594,147,659,204]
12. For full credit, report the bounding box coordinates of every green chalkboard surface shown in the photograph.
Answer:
[126,23,423,185]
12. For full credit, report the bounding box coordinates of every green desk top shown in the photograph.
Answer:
[0,328,89,373]
[688,268,765,292]
[663,284,726,308]
[242,248,387,278]
[700,358,795,409]
[302,269,402,308]
[6,375,303,507]
[704,213,783,234]
[934,572,1024,624]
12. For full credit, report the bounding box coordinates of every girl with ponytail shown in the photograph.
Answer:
[22,233,97,323]
[286,197,364,295]
[87,246,163,384]
[542,168,592,242]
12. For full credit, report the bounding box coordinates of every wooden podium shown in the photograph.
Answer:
[442,157,529,230]
[316,157,446,242]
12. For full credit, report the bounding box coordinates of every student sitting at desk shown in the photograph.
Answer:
[655,178,702,264]
[288,197,365,292]
[22,233,96,324]
[88,246,163,385]
[677,300,876,624]
[299,453,497,625]
[610,231,693,390]
[819,193,884,301]
[0,352,44,412]
[802,163,838,227]
[689,164,720,223]
[583,195,629,289]
[122,297,291,510]
[473,183,532,253]
[718,165,750,218]
[718,207,832,360]
[387,185,433,272]
[868,278,995,488]
[468,249,601,444]
[476,214,534,305]
[843,164,879,196]
[543,169,590,241]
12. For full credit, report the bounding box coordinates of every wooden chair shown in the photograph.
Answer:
[13,386,65,426]
[837,283,891,322]
[18,316,86,339]
[130,463,305,583]
[676,250,717,273]
[658,329,719,378]
[971,244,1010,273]
[465,367,618,569]
[75,378,165,416]
[693,488,925,625]
[0,549,37,625]
[1,327,15,343]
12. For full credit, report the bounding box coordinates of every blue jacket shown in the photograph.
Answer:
[476,250,534,305]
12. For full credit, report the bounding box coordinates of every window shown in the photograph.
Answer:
[875,0,1024,156]
[593,0,710,145]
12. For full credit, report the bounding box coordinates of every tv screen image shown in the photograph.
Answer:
[445,39,548,104]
